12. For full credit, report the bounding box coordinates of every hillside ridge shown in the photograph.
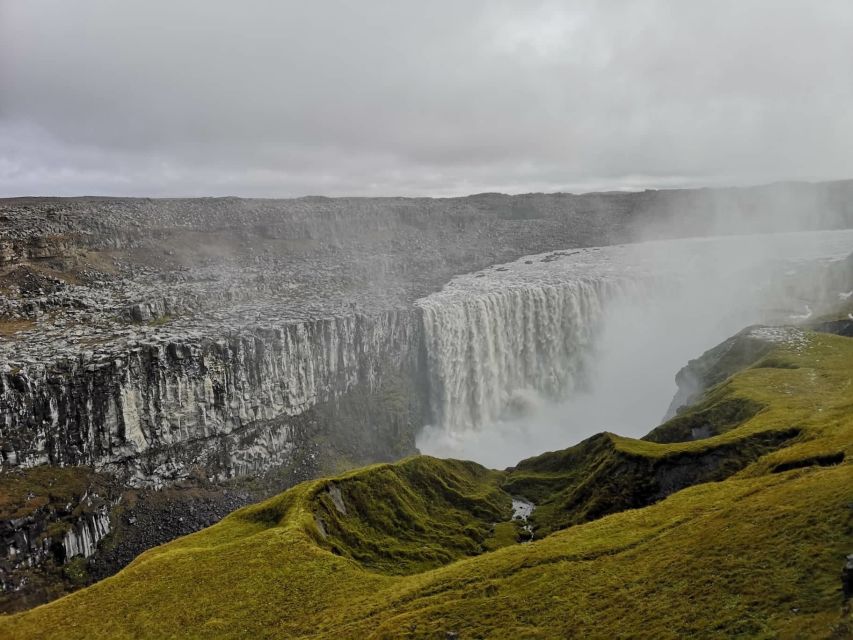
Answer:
[2,323,851,638]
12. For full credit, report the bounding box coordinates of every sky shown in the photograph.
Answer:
[1,0,852,198]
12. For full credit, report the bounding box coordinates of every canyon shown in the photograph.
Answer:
[1,181,853,611]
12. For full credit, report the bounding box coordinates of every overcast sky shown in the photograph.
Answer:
[1,1,852,197]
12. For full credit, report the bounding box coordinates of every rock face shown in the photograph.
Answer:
[0,467,118,605]
[843,554,853,600]
[0,506,111,590]
[1,311,422,487]
[61,508,111,562]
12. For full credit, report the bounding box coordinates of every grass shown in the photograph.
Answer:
[310,457,511,574]
[0,466,106,522]
[644,396,766,442]
[503,427,800,537]
[1,329,852,638]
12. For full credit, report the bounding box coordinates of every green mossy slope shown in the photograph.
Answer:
[311,457,511,573]
[1,329,851,639]
[504,426,799,537]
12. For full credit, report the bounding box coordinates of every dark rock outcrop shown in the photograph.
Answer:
[1,311,423,487]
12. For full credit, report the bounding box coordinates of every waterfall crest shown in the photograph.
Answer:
[418,274,645,432]
[415,231,853,460]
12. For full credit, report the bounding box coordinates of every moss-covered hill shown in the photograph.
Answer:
[2,327,852,639]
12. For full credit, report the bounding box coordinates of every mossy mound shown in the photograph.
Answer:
[663,326,779,414]
[645,396,766,443]
[310,457,511,573]
[505,427,799,537]
[2,328,852,639]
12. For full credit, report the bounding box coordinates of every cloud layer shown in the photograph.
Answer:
[2,0,852,197]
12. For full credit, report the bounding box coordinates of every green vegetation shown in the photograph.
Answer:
[0,466,106,522]
[146,314,173,327]
[502,427,799,537]
[644,396,766,442]
[311,457,510,574]
[0,466,116,614]
[61,558,89,587]
[1,329,852,638]
[481,520,524,551]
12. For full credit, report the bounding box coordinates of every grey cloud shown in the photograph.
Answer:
[1,0,852,196]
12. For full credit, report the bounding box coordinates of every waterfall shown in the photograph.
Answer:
[417,273,645,432]
[415,231,853,461]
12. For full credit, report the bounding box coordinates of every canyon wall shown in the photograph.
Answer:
[1,310,422,487]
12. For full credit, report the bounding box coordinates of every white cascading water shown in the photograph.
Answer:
[416,230,853,467]
[418,277,643,431]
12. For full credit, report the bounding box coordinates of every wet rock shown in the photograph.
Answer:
[129,303,150,322]
[0,310,423,486]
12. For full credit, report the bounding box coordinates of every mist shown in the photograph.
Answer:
[417,228,853,468]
